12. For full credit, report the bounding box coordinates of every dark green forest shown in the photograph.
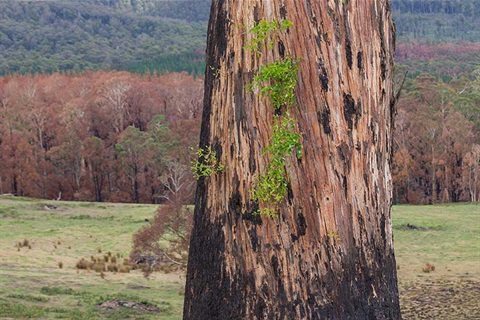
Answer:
[0,0,210,75]
[0,0,479,76]
[392,0,480,42]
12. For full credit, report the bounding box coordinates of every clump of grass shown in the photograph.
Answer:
[15,239,32,250]
[118,265,130,273]
[58,262,63,269]
[7,293,49,302]
[40,286,74,296]
[97,248,102,253]
[107,263,118,272]
[76,259,92,270]
[0,301,46,318]
[92,263,105,273]
[422,263,436,273]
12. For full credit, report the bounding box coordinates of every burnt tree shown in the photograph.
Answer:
[184,0,401,319]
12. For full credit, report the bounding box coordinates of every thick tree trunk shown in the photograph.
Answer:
[184,0,400,319]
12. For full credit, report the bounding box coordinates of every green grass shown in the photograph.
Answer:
[392,203,480,285]
[0,195,478,318]
[0,196,183,319]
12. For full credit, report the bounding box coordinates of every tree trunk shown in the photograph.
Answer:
[184,1,400,319]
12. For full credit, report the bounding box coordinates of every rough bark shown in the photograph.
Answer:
[184,0,400,319]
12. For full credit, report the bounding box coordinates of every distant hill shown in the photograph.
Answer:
[0,0,479,76]
[0,0,210,75]
[68,0,211,22]
[392,0,480,42]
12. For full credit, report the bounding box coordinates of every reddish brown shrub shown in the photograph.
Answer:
[130,199,193,277]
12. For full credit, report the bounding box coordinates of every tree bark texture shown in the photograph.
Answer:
[184,0,400,319]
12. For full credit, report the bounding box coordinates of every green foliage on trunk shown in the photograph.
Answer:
[245,20,302,216]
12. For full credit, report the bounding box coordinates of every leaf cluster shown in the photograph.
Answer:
[245,19,293,52]
[191,146,225,179]
[245,19,302,217]
[252,114,302,216]
[251,57,300,110]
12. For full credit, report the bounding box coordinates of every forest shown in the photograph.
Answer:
[0,67,478,204]
[0,0,209,75]
[0,72,202,203]
[0,0,479,75]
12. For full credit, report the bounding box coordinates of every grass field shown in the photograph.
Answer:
[0,196,478,319]
[392,203,480,319]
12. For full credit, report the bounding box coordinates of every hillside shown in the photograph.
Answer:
[0,0,479,75]
[0,0,209,75]
[392,0,480,42]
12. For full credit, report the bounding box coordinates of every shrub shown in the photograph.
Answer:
[130,199,192,277]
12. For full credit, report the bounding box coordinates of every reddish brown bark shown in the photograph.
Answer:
[184,0,400,319]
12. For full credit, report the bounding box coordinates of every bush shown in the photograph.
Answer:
[130,200,193,277]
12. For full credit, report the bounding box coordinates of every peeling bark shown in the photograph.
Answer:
[184,0,400,319]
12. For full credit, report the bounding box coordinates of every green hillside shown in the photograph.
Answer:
[0,0,479,76]
[0,0,208,75]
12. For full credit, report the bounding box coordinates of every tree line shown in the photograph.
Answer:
[391,0,480,42]
[393,68,479,203]
[0,71,202,203]
[0,69,478,204]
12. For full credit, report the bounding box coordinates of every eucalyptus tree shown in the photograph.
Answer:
[184,1,401,318]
